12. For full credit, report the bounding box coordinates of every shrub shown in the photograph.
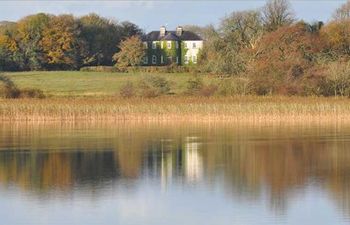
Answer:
[0,84,20,98]
[320,62,350,97]
[0,74,46,99]
[0,74,20,98]
[130,65,191,74]
[19,88,45,99]
[217,77,250,96]
[138,75,171,98]
[185,76,203,95]
[80,66,120,72]
[199,84,218,97]
[119,81,135,98]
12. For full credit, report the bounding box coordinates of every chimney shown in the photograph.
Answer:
[176,26,183,36]
[160,26,166,37]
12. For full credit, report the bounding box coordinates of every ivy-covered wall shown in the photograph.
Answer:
[143,41,190,66]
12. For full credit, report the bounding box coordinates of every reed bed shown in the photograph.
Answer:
[1,96,350,123]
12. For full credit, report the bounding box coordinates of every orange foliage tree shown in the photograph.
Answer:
[321,20,350,58]
[41,15,86,70]
[248,22,326,95]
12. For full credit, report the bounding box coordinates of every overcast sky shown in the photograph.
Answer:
[0,1,347,31]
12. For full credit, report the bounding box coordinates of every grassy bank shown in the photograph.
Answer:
[1,96,350,122]
[2,71,350,123]
[4,71,206,97]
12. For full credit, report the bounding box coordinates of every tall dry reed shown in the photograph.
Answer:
[1,96,350,122]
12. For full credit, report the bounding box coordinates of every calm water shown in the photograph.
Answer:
[0,122,350,225]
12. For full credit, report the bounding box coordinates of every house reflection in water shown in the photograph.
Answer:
[184,137,203,182]
[157,137,203,188]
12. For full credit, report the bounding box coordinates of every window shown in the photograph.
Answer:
[161,55,164,64]
[192,56,197,63]
[143,56,148,64]
[176,57,179,64]
[152,55,157,64]
[167,41,172,49]
[184,56,189,64]
[184,42,188,48]
[161,42,164,49]
[192,42,197,49]
[152,42,157,49]
[143,42,148,49]
[175,41,179,49]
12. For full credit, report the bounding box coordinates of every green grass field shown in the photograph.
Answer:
[4,71,204,97]
[3,71,350,123]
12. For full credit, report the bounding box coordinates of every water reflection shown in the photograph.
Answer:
[0,122,350,224]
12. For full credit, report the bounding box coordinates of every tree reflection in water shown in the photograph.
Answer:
[0,122,350,217]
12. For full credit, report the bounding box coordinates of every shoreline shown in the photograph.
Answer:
[2,96,350,123]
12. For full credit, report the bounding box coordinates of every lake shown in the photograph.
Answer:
[0,122,350,225]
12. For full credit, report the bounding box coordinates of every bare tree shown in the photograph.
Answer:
[220,10,264,49]
[333,0,350,20]
[182,24,218,42]
[262,0,295,32]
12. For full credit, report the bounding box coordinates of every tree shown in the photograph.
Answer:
[198,11,263,76]
[119,21,144,37]
[79,14,121,66]
[333,0,350,20]
[321,20,350,57]
[182,24,216,41]
[41,15,85,70]
[322,61,350,97]
[79,13,142,66]
[262,0,295,32]
[249,22,324,95]
[16,13,50,70]
[0,22,24,71]
[79,15,143,67]
[113,36,145,70]
[220,10,263,49]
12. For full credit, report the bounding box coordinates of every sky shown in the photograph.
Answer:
[0,0,347,32]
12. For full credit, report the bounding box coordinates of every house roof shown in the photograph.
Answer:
[142,30,202,41]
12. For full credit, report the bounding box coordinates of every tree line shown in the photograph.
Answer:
[191,0,350,96]
[3,0,350,96]
[0,13,143,71]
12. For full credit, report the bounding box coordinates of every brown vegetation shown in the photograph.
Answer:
[1,96,350,122]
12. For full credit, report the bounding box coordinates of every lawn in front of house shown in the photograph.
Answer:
[5,71,205,97]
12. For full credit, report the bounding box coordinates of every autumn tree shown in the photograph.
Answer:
[0,21,26,71]
[0,28,17,70]
[41,15,85,70]
[321,20,350,58]
[16,13,50,70]
[79,14,120,66]
[113,36,145,70]
[262,0,295,32]
[0,14,52,71]
[78,15,143,67]
[249,22,324,95]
